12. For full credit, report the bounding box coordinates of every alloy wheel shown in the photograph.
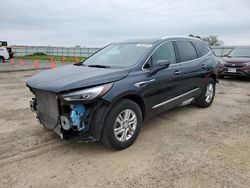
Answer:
[205,83,214,103]
[114,109,137,142]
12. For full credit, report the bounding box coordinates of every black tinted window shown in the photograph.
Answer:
[195,42,209,57]
[175,41,198,62]
[0,41,7,46]
[152,42,176,65]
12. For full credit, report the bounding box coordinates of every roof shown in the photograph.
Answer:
[161,36,205,42]
[117,36,204,44]
[118,38,160,44]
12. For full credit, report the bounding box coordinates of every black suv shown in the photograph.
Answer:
[27,37,219,150]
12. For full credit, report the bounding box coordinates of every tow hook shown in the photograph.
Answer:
[30,98,37,112]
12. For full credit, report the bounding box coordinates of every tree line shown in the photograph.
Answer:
[189,34,221,46]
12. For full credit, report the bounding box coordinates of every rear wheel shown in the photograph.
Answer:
[195,78,216,108]
[101,99,142,150]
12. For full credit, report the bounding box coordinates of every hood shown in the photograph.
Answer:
[27,64,130,93]
[223,57,250,64]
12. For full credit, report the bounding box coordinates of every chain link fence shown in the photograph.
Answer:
[11,46,235,58]
[211,46,234,57]
[11,46,101,57]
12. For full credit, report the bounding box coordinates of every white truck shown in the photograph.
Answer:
[0,41,14,63]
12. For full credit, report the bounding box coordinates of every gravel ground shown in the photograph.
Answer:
[0,68,250,188]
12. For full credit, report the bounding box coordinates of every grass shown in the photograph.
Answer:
[15,53,86,62]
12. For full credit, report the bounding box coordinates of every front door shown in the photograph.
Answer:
[138,41,184,117]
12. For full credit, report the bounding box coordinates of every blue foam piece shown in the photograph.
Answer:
[70,104,86,131]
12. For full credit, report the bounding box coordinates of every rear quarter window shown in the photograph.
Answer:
[175,41,198,62]
[194,42,210,57]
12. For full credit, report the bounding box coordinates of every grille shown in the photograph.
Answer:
[35,90,59,129]
[225,63,245,68]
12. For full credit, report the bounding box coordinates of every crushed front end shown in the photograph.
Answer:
[28,85,112,142]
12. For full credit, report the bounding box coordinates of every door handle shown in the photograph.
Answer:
[201,64,207,69]
[134,79,155,88]
[174,70,181,75]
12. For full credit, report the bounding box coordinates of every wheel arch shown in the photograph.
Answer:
[120,94,145,120]
[205,70,218,84]
[209,73,218,83]
[104,90,146,120]
[90,93,146,141]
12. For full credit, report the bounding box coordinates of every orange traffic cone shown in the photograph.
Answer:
[34,60,40,69]
[10,59,15,65]
[75,56,79,64]
[62,56,66,64]
[50,61,56,68]
[19,59,24,66]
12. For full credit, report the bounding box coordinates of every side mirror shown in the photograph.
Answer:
[150,60,170,76]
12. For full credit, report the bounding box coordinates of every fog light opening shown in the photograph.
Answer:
[60,114,72,130]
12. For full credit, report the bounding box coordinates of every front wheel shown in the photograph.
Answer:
[195,78,216,108]
[0,57,4,64]
[101,99,142,150]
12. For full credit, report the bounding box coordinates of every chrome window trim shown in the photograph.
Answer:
[169,52,210,67]
[142,40,174,71]
[142,40,211,70]
[152,88,200,109]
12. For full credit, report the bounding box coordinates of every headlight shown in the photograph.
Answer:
[219,59,226,66]
[244,62,250,67]
[62,83,113,102]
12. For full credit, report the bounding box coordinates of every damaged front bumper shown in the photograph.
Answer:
[29,89,110,142]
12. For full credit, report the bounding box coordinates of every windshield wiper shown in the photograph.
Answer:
[88,64,111,68]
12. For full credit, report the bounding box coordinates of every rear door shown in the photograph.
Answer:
[173,41,203,94]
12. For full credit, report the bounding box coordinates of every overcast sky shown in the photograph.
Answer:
[1,0,250,47]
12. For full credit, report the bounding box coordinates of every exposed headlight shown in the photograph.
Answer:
[62,83,113,102]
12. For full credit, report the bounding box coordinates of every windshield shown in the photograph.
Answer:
[228,47,250,57]
[83,43,152,68]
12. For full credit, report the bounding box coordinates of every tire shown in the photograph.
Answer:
[195,78,216,108]
[101,99,142,150]
[0,57,4,64]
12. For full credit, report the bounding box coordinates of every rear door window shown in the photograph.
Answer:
[175,41,198,62]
